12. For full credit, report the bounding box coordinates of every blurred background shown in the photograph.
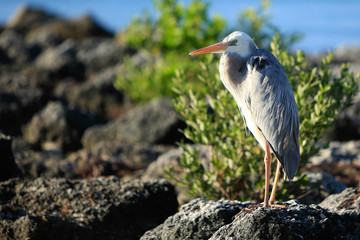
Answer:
[1,0,360,53]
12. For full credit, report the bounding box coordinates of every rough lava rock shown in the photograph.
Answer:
[23,101,95,152]
[140,198,245,240]
[11,137,79,180]
[298,171,346,204]
[82,98,185,149]
[142,144,211,181]
[54,65,124,121]
[69,142,172,179]
[35,40,84,79]
[7,6,112,40]
[0,92,23,135]
[0,132,22,181]
[6,6,59,34]
[0,177,178,240]
[320,187,360,215]
[142,145,211,205]
[309,141,360,165]
[0,89,50,136]
[0,29,33,64]
[141,198,360,240]
[14,150,79,179]
[323,95,360,141]
[75,37,128,73]
[209,200,359,240]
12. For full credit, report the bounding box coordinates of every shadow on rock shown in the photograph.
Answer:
[0,177,178,240]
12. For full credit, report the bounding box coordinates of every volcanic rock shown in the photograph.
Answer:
[0,29,33,64]
[23,101,95,152]
[82,98,185,149]
[320,187,360,215]
[140,199,245,240]
[0,177,178,240]
[54,65,124,121]
[7,6,112,40]
[209,201,359,240]
[298,171,346,204]
[141,198,360,240]
[35,40,84,79]
[0,132,22,181]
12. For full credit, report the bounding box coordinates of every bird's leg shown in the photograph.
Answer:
[269,160,281,204]
[245,143,272,208]
[263,143,272,208]
[268,160,286,209]
[234,143,272,218]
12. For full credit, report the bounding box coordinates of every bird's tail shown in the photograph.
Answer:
[281,144,300,180]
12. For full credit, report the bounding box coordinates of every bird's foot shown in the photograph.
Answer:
[234,202,287,218]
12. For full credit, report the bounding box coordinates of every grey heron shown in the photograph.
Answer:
[189,31,300,211]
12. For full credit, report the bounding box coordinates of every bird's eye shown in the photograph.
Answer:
[232,40,238,44]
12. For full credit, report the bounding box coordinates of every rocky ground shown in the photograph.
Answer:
[0,6,360,240]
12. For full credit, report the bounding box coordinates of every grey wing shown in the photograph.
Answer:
[248,51,300,180]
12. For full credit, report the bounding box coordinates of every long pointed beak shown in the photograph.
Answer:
[189,42,228,55]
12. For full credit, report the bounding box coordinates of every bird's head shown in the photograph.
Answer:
[189,31,258,57]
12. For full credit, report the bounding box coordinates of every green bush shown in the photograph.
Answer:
[115,0,299,103]
[168,36,359,201]
[115,0,226,103]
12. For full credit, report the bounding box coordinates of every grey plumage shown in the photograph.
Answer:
[218,34,300,180]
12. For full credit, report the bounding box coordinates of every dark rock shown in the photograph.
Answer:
[7,6,112,40]
[16,88,51,120]
[0,29,32,64]
[0,47,11,64]
[305,141,360,189]
[143,145,210,181]
[12,137,33,153]
[55,66,124,121]
[23,101,95,152]
[142,148,183,181]
[0,65,52,92]
[320,187,360,215]
[140,198,245,240]
[14,150,78,179]
[322,92,360,142]
[324,107,360,142]
[87,142,171,168]
[309,141,360,165]
[209,201,360,240]
[0,132,22,181]
[82,98,185,149]
[0,89,50,136]
[304,160,360,188]
[26,27,63,48]
[26,14,112,41]
[0,92,23,135]
[0,177,178,240]
[35,40,84,79]
[0,205,36,240]
[142,145,210,205]
[297,171,346,205]
[6,5,58,34]
[142,197,360,240]
[76,38,128,73]
[70,143,171,178]
[11,136,79,180]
